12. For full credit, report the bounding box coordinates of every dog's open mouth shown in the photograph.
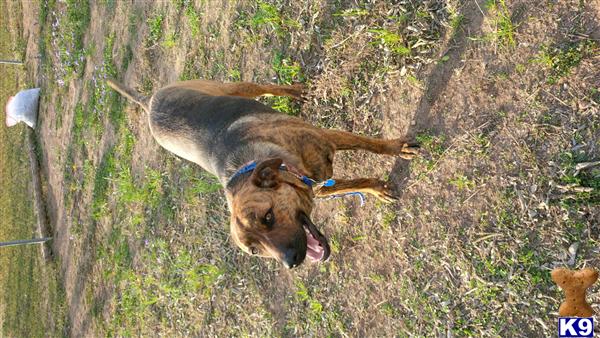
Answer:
[300,213,330,262]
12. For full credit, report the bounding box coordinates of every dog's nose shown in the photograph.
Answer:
[282,247,302,269]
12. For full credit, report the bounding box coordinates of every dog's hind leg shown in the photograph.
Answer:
[314,178,397,203]
[320,130,419,160]
[166,80,305,99]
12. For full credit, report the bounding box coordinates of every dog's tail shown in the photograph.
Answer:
[106,79,150,113]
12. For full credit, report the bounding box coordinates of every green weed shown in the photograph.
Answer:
[379,302,398,317]
[184,5,202,38]
[228,68,242,81]
[406,74,422,86]
[162,32,178,48]
[449,174,476,190]
[266,96,295,115]
[72,102,85,146]
[450,13,465,31]
[369,28,411,56]
[245,1,299,37]
[295,281,324,324]
[474,133,491,156]
[410,132,447,176]
[115,166,163,211]
[146,12,165,46]
[272,53,303,85]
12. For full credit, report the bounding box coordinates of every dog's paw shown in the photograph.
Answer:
[399,143,420,160]
[389,139,420,159]
[285,83,307,101]
[371,181,398,204]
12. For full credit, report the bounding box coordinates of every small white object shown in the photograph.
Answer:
[5,88,40,128]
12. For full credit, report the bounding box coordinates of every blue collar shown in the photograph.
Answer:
[227,161,320,188]
[226,161,362,204]
[232,161,258,177]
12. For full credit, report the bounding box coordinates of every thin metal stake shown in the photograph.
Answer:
[0,237,52,248]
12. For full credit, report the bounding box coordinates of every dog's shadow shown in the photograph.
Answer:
[388,0,488,198]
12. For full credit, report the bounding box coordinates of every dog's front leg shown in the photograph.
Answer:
[314,178,397,203]
[321,130,419,159]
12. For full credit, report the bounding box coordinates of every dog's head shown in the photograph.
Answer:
[228,158,330,268]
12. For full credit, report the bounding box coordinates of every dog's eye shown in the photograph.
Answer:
[250,247,259,255]
[264,209,274,227]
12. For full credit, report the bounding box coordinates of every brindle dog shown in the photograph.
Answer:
[107,79,418,268]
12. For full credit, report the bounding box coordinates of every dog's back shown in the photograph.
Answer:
[149,86,282,175]
[107,79,287,178]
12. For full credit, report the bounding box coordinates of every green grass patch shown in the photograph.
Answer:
[106,238,225,336]
[179,165,222,203]
[57,0,91,77]
[114,166,164,212]
[263,53,303,115]
[63,48,127,209]
[416,132,447,157]
[228,68,242,81]
[484,0,516,48]
[534,40,597,84]
[79,31,127,139]
[0,121,67,336]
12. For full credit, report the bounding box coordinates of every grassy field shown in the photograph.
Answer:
[0,1,67,337]
[4,0,600,336]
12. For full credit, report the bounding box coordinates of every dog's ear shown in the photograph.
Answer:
[251,158,283,188]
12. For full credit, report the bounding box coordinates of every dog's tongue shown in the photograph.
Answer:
[305,228,324,262]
